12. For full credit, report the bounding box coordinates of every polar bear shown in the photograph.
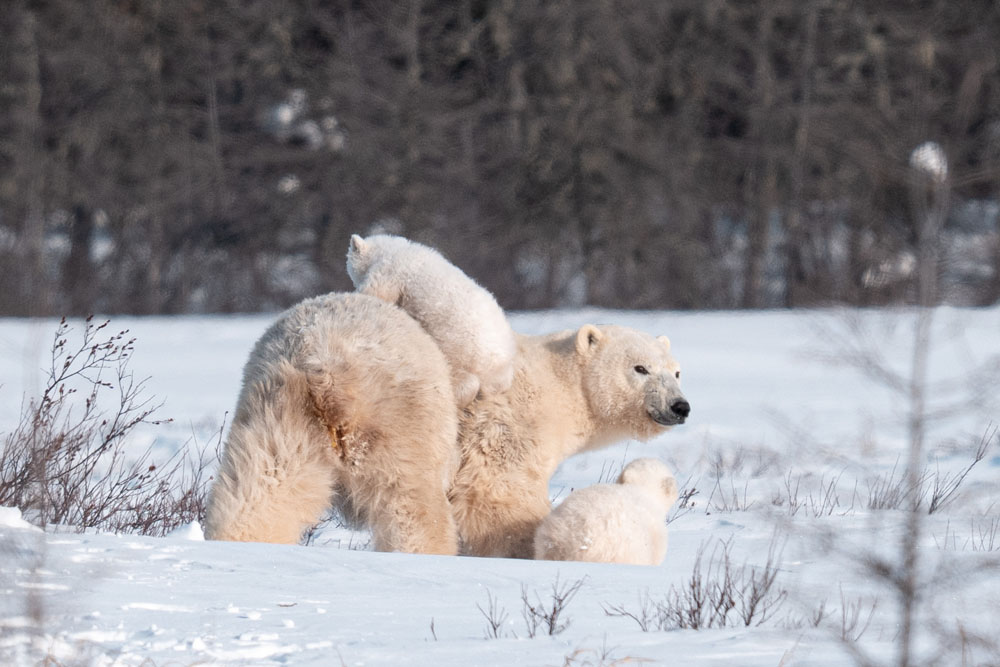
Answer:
[203,293,460,552]
[346,234,516,407]
[533,458,679,565]
[450,324,689,557]
[203,293,690,558]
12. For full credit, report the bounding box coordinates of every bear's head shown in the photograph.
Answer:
[617,457,680,511]
[575,324,690,442]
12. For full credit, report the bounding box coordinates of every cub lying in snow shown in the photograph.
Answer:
[533,458,679,565]
[346,233,516,407]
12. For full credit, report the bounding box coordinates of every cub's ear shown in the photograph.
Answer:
[662,475,679,507]
[349,234,367,255]
[657,335,671,353]
[616,467,632,486]
[575,324,604,356]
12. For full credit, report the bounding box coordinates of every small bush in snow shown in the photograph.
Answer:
[0,317,214,535]
[520,575,586,638]
[476,589,510,639]
[865,429,992,515]
[604,535,787,631]
[477,575,586,640]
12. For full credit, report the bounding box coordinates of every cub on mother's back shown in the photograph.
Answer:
[346,234,516,407]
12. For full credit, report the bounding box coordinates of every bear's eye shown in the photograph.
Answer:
[675,371,681,379]
[633,365,649,375]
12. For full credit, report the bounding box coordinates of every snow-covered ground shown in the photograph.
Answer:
[2,305,999,665]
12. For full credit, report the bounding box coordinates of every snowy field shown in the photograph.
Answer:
[2,304,999,666]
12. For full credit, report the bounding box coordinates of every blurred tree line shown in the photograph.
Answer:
[1,0,999,315]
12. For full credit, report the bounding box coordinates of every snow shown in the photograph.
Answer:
[166,522,205,542]
[2,305,999,665]
[0,507,40,533]
[910,141,948,182]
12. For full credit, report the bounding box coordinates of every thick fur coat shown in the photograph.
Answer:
[346,234,516,407]
[204,294,690,558]
[203,293,460,553]
[533,458,680,565]
[451,324,688,557]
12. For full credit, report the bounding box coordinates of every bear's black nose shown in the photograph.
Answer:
[670,399,690,418]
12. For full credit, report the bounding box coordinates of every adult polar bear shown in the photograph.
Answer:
[204,294,690,558]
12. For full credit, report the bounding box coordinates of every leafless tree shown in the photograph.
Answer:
[0,0,997,315]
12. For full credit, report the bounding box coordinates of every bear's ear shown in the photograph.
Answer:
[575,324,604,356]
[657,335,671,353]
[349,234,368,255]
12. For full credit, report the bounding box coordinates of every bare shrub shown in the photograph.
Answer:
[775,471,852,518]
[596,448,631,484]
[775,471,803,515]
[838,588,879,643]
[602,591,662,633]
[302,512,373,550]
[604,535,787,631]
[927,425,994,514]
[951,622,1000,667]
[864,428,993,515]
[666,478,699,525]
[968,517,1000,553]
[783,590,878,645]
[770,429,990,522]
[476,589,510,639]
[705,475,755,513]
[934,517,1000,552]
[803,599,831,629]
[0,317,215,535]
[865,460,931,512]
[520,575,586,638]
[302,510,346,546]
[709,447,750,479]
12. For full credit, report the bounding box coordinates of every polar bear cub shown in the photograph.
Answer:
[346,233,517,407]
[534,458,679,565]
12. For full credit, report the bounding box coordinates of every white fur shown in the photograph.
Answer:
[203,292,460,552]
[202,293,689,557]
[346,234,516,407]
[533,458,679,565]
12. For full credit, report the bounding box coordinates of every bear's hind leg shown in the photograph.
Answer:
[204,364,337,544]
[300,299,461,555]
[329,422,459,554]
[205,423,337,544]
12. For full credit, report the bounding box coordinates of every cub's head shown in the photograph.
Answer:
[617,457,680,510]
[575,324,690,442]
[346,233,413,285]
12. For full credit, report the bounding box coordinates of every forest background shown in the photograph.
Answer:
[2,0,999,316]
